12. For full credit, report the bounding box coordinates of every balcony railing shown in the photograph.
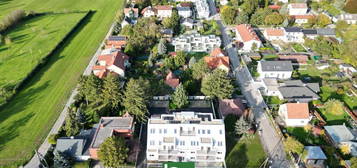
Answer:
[180,130,196,136]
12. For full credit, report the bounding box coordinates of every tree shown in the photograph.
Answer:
[53,151,71,168]
[221,6,237,25]
[241,0,258,15]
[171,84,189,108]
[164,57,175,70]
[265,12,284,26]
[162,10,180,30]
[158,38,167,55]
[188,57,196,68]
[174,51,186,67]
[324,99,345,116]
[101,74,123,109]
[250,8,273,25]
[235,12,249,24]
[284,136,304,154]
[251,42,258,51]
[234,117,250,136]
[351,157,357,168]
[64,107,81,137]
[98,136,128,167]
[191,59,210,80]
[48,134,59,145]
[123,78,149,121]
[316,14,331,28]
[78,74,102,104]
[201,69,234,99]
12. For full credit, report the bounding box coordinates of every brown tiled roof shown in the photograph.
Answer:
[210,48,225,57]
[204,56,230,70]
[291,15,315,19]
[93,50,129,78]
[180,2,193,7]
[286,103,309,119]
[290,3,307,8]
[141,6,156,15]
[219,99,246,117]
[236,24,260,42]
[278,54,309,64]
[265,28,285,36]
[269,5,281,10]
[165,71,180,88]
[156,5,172,10]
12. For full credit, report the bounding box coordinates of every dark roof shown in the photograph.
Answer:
[283,80,320,93]
[302,29,317,35]
[181,18,194,24]
[284,80,304,86]
[284,27,302,32]
[306,83,320,93]
[161,28,173,35]
[108,36,126,41]
[305,146,327,160]
[317,28,335,36]
[279,86,320,100]
[260,61,294,71]
[56,137,86,157]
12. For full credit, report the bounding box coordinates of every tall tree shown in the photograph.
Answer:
[201,69,234,99]
[98,136,128,167]
[123,78,149,121]
[101,74,123,109]
[265,12,284,26]
[221,6,237,25]
[174,51,187,67]
[191,59,210,80]
[64,107,81,137]
[234,117,250,136]
[78,74,102,104]
[53,151,71,168]
[250,8,273,25]
[235,12,249,24]
[283,136,304,154]
[158,38,167,55]
[171,84,189,108]
[162,10,180,30]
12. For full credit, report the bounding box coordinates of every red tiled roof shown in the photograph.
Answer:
[156,5,172,10]
[180,2,193,7]
[219,99,246,117]
[265,28,285,36]
[169,52,177,57]
[204,56,230,70]
[286,103,309,119]
[93,50,129,78]
[291,15,315,19]
[236,24,260,42]
[141,6,156,15]
[210,48,225,57]
[278,54,309,64]
[269,5,281,10]
[290,3,307,8]
[165,71,180,88]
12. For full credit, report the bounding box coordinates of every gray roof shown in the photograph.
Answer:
[306,83,320,93]
[260,61,293,72]
[263,78,279,91]
[56,138,86,157]
[317,28,335,36]
[283,80,320,93]
[177,6,191,11]
[305,146,327,160]
[279,86,320,100]
[284,80,304,86]
[302,29,317,35]
[161,28,173,35]
[181,18,194,24]
[284,27,302,32]
[324,125,355,143]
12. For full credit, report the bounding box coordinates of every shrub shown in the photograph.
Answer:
[48,134,59,145]
[0,10,27,32]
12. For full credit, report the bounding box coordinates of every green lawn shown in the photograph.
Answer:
[319,108,349,125]
[0,0,124,167]
[0,13,86,90]
[226,135,266,168]
[286,127,327,146]
[291,43,306,52]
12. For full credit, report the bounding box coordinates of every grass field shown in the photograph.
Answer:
[226,135,266,168]
[0,13,87,89]
[0,0,124,167]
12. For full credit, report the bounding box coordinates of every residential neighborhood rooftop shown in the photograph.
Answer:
[260,61,294,71]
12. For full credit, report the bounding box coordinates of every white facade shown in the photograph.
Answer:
[177,7,192,18]
[288,3,308,15]
[146,112,226,164]
[157,9,172,18]
[259,78,283,98]
[195,0,210,19]
[257,61,293,79]
[279,104,310,127]
[283,31,305,43]
[338,14,357,24]
[235,24,263,52]
[220,0,228,5]
[172,32,221,52]
[142,6,156,17]
[263,29,286,41]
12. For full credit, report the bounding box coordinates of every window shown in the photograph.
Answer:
[198,129,200,134]
[159,141,162,145]
[149,154,154,157]
[218,152,222,154]
[174,129,177,134]
[150,140,155,145]
[159,129,162,134]
[150,128,155,134]
[207,130,211,134]
[219,130,223,135]
[202,130,205,134]
[164,129,167,134]
[218,141,222,146]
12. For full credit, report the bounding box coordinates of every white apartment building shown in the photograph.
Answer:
[146,112,226,164]
[195,0,210,19]
[172,32,221,52]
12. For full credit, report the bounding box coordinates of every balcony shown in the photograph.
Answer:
[158,150,179,155]
[180,130,196,136]
[197,150,217,155]
[163,137,174,143]
[158,155,178,162]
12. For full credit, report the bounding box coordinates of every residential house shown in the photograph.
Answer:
[259,78,282,97]
[156,5,173,18]
[235,24,262,52]
[257,61,293,79]
[124,8,139,18]
[263,28,285,41]
[278,54,309,65]
[204,48,230,72]
[278,103,310,127]
[339,64,357,78]
[89,115,135,159]
[268,5,281,11]
[283,27,305,43]
[302,29,318,39]
[141,6,156,17]
[220,0,228,5]
[278,80,320,102]
[291,14,315,24]
[177,6,192,18]
[317,28,336,37]
[181,18,195,29]
[288,3,308,15]
[278,0,288,3]
[304,146,327,168]
[219,99,246,117]
[92,48,130,78]
[172,31,221,52]
[165,71,180,89]
[146,111,226,165]
[337,14,357,24]
[105,36,127,49]
[161,28,174,41]
[324,125,357,157]
[195,0,210,19]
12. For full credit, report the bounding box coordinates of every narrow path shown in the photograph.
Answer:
[24,21,116,168]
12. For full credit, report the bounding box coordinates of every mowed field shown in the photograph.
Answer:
[0,13,86,89]
[0,0,124,167]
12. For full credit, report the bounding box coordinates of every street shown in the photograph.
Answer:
[214,11,290,168]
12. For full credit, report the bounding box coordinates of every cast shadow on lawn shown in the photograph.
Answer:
[226,143,249,168]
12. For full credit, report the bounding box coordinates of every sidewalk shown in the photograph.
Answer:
[24,22,116,168]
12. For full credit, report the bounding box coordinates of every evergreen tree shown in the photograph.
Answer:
[123,78,149,121]
[64,107,81,137]
[235,12,249,24]
[201,69,234,99]
[234,117,250,136]
[174,51,186,67]
[98,136,129,167]
[101,74,123,109]
[191,59,210,80]
[158,38,167,55]
[78,74,102,105]
[172,84,189,108]
[53,151,71,168]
